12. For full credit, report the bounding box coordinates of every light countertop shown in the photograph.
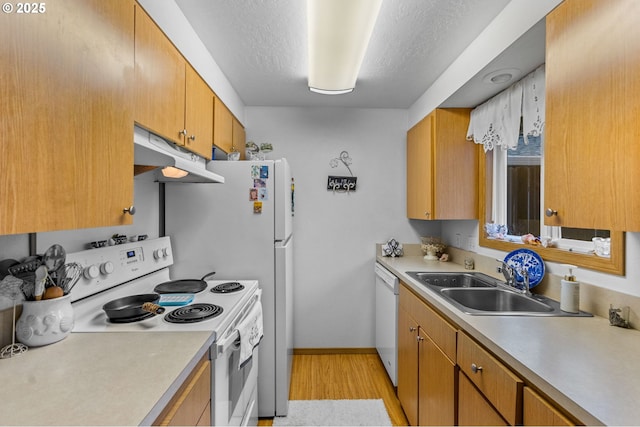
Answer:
[377,254,640,426]
[0,331,213,426]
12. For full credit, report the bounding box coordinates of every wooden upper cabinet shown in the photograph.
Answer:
[406,108,477,220]
[134,4,185,145]
[185,65,214,159]
[544,0,640,231]
[213,96,234,154]
[0,0,135,234]
[232,118,247,159]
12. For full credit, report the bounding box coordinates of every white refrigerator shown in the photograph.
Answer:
[164,159,294,418]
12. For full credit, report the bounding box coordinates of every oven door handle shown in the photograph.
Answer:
[214,289,262,358]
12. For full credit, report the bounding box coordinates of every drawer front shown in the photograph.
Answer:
[399,283,457,362]
[457,332,523,425]
[413,297,457,362]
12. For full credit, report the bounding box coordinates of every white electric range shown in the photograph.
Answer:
[68,236,261,426]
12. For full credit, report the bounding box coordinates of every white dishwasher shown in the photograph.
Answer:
[375,262,399,386]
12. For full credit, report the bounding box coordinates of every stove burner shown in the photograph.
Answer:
[211,282,245,293]
[108,312,156,324]
[165,303,223,324]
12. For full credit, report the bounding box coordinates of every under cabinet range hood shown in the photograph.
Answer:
[133,126,224,183]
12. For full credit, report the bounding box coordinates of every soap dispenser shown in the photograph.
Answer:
[560,264,580,313]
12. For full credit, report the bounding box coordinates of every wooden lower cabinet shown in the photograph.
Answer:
[397,306,419,426]
[398,284,457,425]
[459,372,508,426]
[154,356,211,426]
[457,332,523,425]
[523,387,574,426]
[418,331,457,426]
[397,284,580,426]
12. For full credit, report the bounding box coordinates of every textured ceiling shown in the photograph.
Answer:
[176,0,532,109]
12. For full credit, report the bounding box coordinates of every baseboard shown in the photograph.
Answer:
[293,347,378,355]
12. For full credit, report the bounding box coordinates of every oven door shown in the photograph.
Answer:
[211,292,261,426]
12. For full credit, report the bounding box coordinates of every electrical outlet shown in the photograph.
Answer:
[455,233,462,248]
[467,235,476,251]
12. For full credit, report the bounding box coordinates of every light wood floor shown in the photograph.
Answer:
[258,353,409,426]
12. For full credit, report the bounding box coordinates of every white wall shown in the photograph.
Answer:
[246,106,441,348]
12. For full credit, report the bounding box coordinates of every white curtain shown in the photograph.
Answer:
[466,65,545,152]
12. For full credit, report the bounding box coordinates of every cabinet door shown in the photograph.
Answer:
[185,65,214,159]
[0,0,134,234]
[545,0,640,231]
[458,372,508,426]
[156,359,211,426]
[134,4,186,144]
[397,307,419,426]
[407,114,433,219]
[523,387,574,426]
[213,96,234,154]
[232,118,247,159]
[418,330,456,426]
[432,108,477,219]
[407,109,477,220]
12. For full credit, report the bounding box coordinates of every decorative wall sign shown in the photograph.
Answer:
[328,151,357,192]
[327,176,357,191]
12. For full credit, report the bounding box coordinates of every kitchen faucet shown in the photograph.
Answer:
[497,260,531,297]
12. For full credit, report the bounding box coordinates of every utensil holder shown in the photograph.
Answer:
[16,295,74,347]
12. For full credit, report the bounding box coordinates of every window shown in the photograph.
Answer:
[473,67,623,275]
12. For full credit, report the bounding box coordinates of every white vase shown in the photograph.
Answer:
[16,295,74,347]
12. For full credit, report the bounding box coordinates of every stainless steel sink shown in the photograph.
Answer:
[406,271,499,288]
[440,288,554,314]
[406,271,592,317]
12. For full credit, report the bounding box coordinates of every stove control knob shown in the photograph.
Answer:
[84,264,100,280]
[153,248,163,260]
[162,247,171,258]
[100,261,114,275]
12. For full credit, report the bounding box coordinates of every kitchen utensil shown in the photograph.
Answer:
[34,265,47,300]
[102,294,165,321]
[0,259,18,280]
[153,271,216,294]
[58,262,82,294]
[8,256,42,277]
[0,275,28,358]
[43,244,66,278]
[503,248,545,288]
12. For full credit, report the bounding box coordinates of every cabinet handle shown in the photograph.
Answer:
[409,327,416,332]
[179,129,188,137]
[188,135,196,141]
[417,336,424,342]
[471,363,483,373]
[424,212,430,219]
[545,208,558,217]
[123,206,136,216]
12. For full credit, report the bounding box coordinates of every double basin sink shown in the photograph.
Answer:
[406,271,591,317]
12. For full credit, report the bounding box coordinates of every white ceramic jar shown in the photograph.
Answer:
[16,295,74,347]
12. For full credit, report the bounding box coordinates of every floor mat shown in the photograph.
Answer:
[272,399,393,426]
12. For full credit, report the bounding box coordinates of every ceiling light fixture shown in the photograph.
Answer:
[307,0,382,95]
[161,166,189,178]
[482,68,522,85]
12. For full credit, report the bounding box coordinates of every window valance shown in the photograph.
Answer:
[466,65,545,152]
